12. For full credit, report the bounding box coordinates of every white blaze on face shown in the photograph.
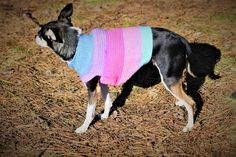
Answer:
[35,35,48,48]
[45,29,56,40]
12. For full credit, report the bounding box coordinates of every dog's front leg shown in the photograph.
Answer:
[75,77,99,134]
[99,83,112,120]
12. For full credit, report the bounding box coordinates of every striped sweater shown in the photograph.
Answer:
[68,26,153,86]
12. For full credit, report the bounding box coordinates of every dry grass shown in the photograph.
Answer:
[0,0,236,156]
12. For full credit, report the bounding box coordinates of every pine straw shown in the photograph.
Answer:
[0,49,235,156]
[1,73,235,156]
[0,0,236,156]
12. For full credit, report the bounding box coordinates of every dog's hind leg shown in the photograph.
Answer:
[154,63,195,132]
[99,83,112,120]
[169,80,195,132]
[75,77,99,134]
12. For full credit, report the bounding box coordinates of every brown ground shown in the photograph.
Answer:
[0,0,236,156]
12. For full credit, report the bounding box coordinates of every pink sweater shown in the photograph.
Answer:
[68,26,153,85]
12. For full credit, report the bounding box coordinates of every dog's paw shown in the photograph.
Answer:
[75,126,88,134]
[100,113,109,120]
[182,126,193,132]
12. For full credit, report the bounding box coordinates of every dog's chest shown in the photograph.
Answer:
[68,26,153,85]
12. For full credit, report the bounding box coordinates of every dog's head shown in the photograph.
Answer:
[33,3,81,60]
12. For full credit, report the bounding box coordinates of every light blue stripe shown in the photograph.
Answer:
[140,26,153,66]
[68,34,94,76]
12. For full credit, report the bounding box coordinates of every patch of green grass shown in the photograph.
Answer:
[217,55,236,72]
[74,15,89,24]
[122,19,136,27]
[231,66,236,72]
[193,15,204,22]
[3,47,32,67]
[210,13,236,23]
[11,47,33,56]
[11,47,25,53]
[4,58,16,67]
[201,26,212,34]
[200,13,236,34]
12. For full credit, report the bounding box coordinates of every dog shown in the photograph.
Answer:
[29,3,220,134]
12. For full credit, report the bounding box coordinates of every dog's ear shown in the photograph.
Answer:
[58,3,73,25]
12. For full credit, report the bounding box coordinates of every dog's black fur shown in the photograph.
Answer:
[33,3,221,133]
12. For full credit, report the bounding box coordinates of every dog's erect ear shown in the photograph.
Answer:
[58,3,73,24]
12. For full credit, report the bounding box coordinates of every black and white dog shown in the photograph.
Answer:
[30,3,220,133]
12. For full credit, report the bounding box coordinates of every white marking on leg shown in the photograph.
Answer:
[182,103,194,132]
[75,103,96,134]
[101,93,112,119]
[75,90,97,134]
[99,83,112,120]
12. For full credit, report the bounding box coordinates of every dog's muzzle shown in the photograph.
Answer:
[35,36,48,48]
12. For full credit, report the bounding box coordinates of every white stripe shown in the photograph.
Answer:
[187,62,197,78]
